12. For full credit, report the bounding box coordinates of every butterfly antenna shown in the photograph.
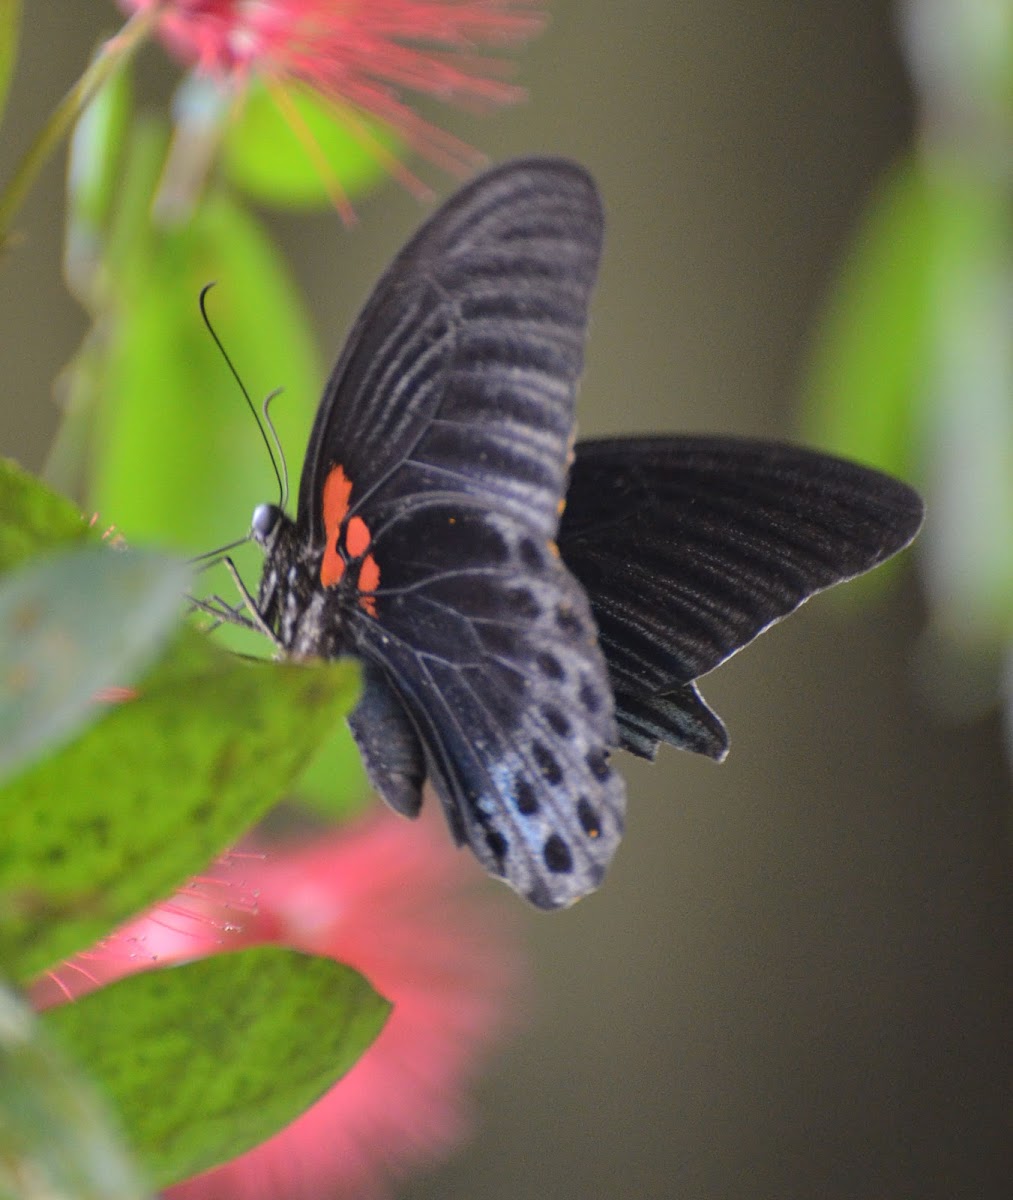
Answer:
[199,283,285,507]
[189,534,251,570]
[262,388,290,511]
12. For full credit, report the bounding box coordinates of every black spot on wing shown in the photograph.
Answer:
[576,796,602,838]
[515,776,540,815]
[587,747,612,782]
[486,828,508,860]
[543,834,574,874]
[543,706,571,737]
[532,741,564,786]
[536,651,564,680]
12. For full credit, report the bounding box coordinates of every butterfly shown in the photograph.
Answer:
[244,157,923,910]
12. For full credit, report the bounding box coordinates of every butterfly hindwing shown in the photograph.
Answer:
[355,506,624,908]
[558,436,924,760]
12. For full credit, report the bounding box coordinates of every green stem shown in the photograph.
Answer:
[0,6,160,247]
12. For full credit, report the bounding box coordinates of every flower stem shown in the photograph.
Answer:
[0,6,159,248]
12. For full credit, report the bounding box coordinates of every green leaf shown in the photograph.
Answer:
[51,119,321,586]
[93,155,322,558]
[0,546,190,785]
[0,1,20,133]
[800,155,931,481]
[223,80,401,209]
[0,458,89,572]
[0,630,360,981]
[0,980,149,1200]
[43,947,390,1187]
[66,122,324,655]
[64,56,133,299]
[917,165,1013,643]
[294,722,370,821]
[48,116,326,655]
[46,118,171,504]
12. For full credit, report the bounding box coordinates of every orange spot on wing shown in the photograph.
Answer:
[320,465,353,587]
[346,515,371,557]
[359,554,381,617]
[322,465,353,529]
[321,553,345,588]
[319,463,382,611]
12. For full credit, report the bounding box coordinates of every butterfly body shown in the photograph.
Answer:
[253,504,356,658]
[250,158,923,909]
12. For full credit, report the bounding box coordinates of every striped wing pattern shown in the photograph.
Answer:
[298,158,602,545]
[297,159,623,907]
[558,436,924,760]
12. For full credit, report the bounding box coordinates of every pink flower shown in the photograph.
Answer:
[119,0,546,173]
[36,807,526,1200]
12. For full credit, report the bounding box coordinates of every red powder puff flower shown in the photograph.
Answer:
[118,1,546,174]
[36,806,526,1200]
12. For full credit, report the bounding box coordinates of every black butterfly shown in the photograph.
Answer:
[246,157,923,910]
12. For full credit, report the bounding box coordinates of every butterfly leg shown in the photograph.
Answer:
[186,592,260,633]
[219,556,284,649]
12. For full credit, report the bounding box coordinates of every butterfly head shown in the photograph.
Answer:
[250,502,336,657]
[251,501,284,547]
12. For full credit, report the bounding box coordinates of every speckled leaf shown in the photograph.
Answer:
[43,947,389,1187]
[0,458,89,572]
[0,980,149,1200]
[0,630,360,981]
[0,546,190,784]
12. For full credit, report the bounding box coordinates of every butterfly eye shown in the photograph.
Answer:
[251,503,281,543]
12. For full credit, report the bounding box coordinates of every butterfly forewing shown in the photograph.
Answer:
[287,159,620,907]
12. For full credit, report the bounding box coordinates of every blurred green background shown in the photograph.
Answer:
[1,3,1008,1199]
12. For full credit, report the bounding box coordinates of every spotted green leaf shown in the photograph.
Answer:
[43,947,389,1187]
[0,980,149,1200]
[0,457,89,573]
[0,630,359,981]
